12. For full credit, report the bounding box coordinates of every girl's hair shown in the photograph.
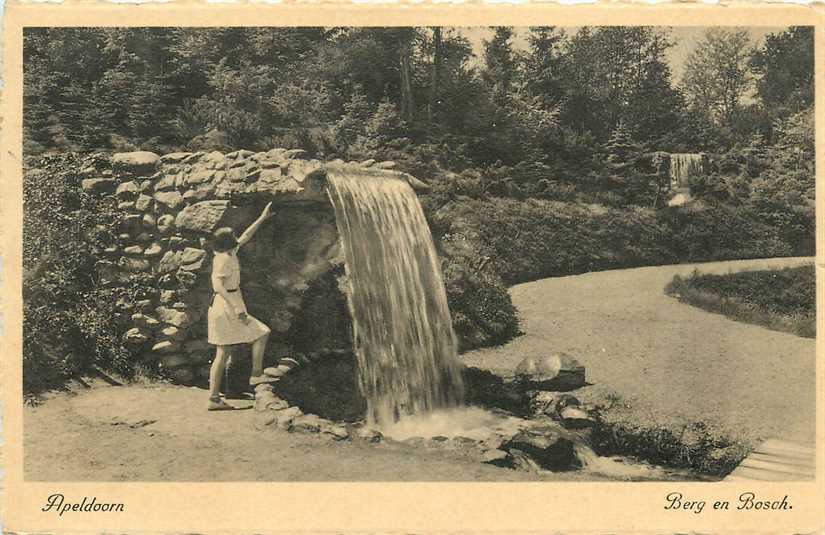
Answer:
[212,227,238,252]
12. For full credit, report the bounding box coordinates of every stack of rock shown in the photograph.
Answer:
[76,149,422,385]
[252,350,350,440]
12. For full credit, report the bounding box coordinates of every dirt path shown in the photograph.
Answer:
[24,383,606,481]
[463,257,817,446]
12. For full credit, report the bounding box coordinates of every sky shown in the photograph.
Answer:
[459,26,788,84]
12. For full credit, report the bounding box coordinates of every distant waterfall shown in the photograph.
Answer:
[669,154,704,189]
[326,169,465,427]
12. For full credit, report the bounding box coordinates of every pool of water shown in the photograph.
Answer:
[374,406,714,481]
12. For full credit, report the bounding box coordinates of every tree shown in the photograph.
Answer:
[558,27,679,145]
[483,27,518,96]
[427,27,443,124]
[523,27,566,109]
[750,27,813,119]
[682,29,754,128]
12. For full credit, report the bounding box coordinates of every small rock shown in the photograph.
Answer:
[263,366,287,378]
[156,306,191,328]
[274,406,303,430]
[118,201,136,211]
[161,325,186,341]
[161,152,192,163]
[123,245,143,255]
[480,449,509,464]
[131,313,160,329]
[168,236,188,250]
[355,427,383,443]
[508,448,542,473]
[135,299,155,313]
[283,149,308,160]
[158,251,183,274]
[80,178,115,197]
[180,247,206,265]
[290,414,325,433]
[142,213,156,229]
[320,423,350,440]
[154,191,184,210]
[152,340,179,354]
[135,194,154,211]
[116,181,140,198]
[157,214,175,234]
[515,353,586,391]
[176,270,197,287]
[118,257,151,272]
[277,357,300,369]
[529,391,580,417]
[124,327,151,344]
[254,383,275,394]
[184,169,215,186]
[144,243,163,257]
[140,180,153,193]
[80,166,97,177]
[559,406,595,429]
[504,427,577,471]
[154,174,177,191]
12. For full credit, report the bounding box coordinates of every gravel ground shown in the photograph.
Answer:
[462,257,817,446]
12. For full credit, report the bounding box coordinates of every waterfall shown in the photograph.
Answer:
[326,169,465,427]
[669,153,704,189]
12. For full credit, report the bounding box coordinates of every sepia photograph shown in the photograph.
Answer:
[15,22,817,489]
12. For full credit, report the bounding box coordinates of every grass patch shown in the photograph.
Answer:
[588,394,751,477]
[665,265,815,339]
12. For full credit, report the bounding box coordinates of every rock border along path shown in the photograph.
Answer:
[462,257,817,453]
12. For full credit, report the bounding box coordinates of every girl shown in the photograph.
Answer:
[206,202,276,411]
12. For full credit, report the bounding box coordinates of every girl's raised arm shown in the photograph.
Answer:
[237,202,274,247]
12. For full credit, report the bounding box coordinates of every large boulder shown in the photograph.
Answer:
[502,425,578,471]
[175,200,230,234]
[113,151,160,173]
[514,353,586,391]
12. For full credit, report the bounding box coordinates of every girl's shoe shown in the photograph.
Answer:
[249,375,278,386]
[207,398,236,411]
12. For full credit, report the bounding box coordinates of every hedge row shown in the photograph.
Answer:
[429,197,805,287]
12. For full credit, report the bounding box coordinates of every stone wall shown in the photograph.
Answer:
[81,149,422,386]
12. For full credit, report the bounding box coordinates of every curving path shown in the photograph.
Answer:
[462,257,817,446]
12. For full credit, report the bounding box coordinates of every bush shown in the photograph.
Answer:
[23,153,138,395]
[665,265,815,338]
[438,235,520,351]
[427,196,809,287]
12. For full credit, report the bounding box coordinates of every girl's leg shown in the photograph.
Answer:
[209,345,229,399]
[250,332,269,377]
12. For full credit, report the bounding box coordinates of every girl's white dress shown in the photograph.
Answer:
[207,249,270,345]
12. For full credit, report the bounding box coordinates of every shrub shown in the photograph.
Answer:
[427,196,809,288]
[665,265,815,338]
[438,234,520,351]
[23,153,137,395]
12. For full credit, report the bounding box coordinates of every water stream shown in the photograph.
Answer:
[670,153,704,189]
[326,169,465,427]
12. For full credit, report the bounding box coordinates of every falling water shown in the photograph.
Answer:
[669,153,704,189]
[326,169,465,427]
